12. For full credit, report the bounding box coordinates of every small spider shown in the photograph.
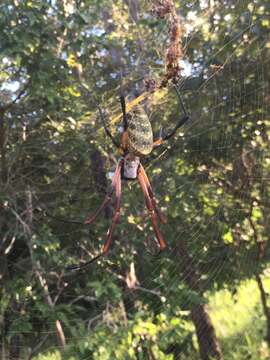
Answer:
[69,85,189,270]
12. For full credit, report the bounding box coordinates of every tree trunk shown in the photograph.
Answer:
[177,239,223,360]
[191,304,223,360]
[9,334,20,360]
[249,204,270,346]
[256,274,270,346]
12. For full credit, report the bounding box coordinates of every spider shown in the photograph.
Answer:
[69,85,189,270]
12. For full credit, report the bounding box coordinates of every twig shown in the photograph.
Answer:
[28,334,50,360]
[134,285,162,299]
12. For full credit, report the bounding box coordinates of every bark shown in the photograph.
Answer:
[55,320,66,349]
[9,334,20,360]
[248,204,270,346]
[177,239,223,360]
[256,274,270,346]
[191,304,223,360]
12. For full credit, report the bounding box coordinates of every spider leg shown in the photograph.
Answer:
[119,94,130,152]
[67,161,123,271]
[97,105,121,149]
[84,196,112,225]
[120,95,128,131]
[84,159,123,224]
[139,164,166,224]
[153,85,189,147]
[102,160,122,254]
[66,252,104,271]
[137,166,166,251]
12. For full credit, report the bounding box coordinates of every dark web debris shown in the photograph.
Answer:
[149,0,184,89]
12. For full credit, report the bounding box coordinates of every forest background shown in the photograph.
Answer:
[0,0,270,359]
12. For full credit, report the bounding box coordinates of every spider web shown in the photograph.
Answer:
[3,1,270,359]
[68,5,268,359]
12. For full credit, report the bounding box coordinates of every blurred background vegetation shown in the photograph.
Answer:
[0,0,270,359]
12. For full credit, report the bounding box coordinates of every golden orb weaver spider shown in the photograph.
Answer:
[69,85,189,270]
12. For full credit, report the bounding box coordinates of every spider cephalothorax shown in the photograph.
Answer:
[122,154,140,180]
[72,85,189,269]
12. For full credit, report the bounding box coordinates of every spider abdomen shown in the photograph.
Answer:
[127,105,153,156]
